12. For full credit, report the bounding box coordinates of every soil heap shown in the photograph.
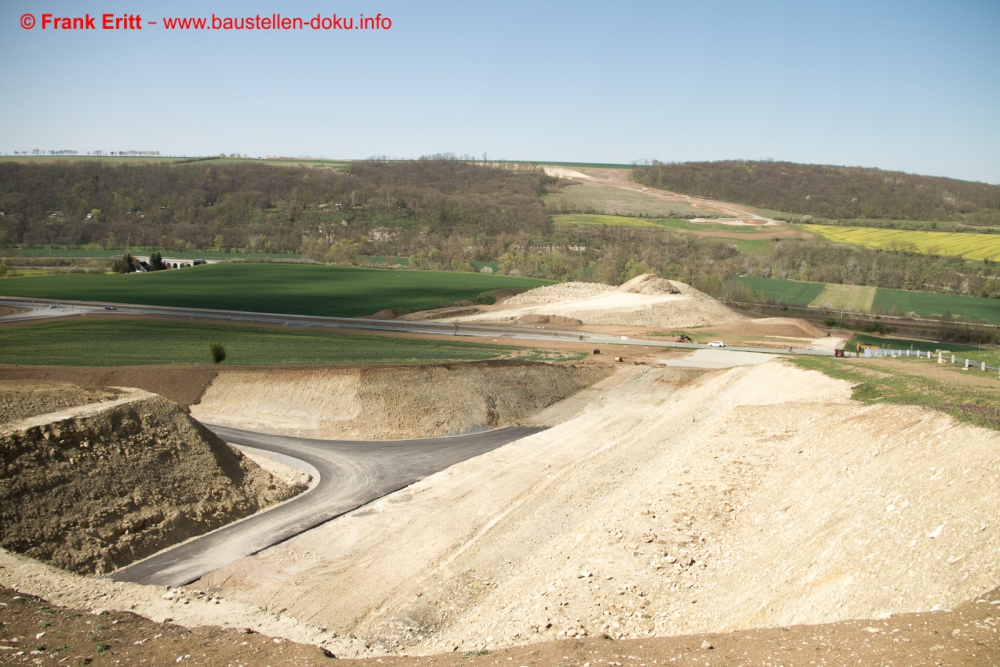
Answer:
[0,387,303,576]
[439,275,744,329]
[200,362,1000,655]
[191,360,612,439]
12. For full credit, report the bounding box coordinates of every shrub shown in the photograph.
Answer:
[475,292,497,305]
[209,342,227,364]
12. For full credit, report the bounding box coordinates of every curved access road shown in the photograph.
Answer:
[111,424,542,588]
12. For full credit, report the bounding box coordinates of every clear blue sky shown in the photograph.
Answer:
[2,1,998,183]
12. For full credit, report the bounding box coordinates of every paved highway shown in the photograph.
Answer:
[111,425,542,587]
[0,296,836,356]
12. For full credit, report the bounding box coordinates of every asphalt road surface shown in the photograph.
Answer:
[0,296,836,356]
[111,425,542,587]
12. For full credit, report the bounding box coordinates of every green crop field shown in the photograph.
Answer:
[552,213,665,228]
[808,283,877,312]
[0,263,553,318]
[734,277,1000,323]
[732,277,827,305]
[543,185,722,218]
[802,224,1000,261]
[873,288,1000,323]
[0,319,579,366]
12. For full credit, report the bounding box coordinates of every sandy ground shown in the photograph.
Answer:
[180,361,999,657]
[2,583,997,666]
[660,349,779,369]
[542,166,779,225]
[191,362,611,439]
[438,276,744,330]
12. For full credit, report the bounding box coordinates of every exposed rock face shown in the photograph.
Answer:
[191,360,612,440]
[0,389,303,575]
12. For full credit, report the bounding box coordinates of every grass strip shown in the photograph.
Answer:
[0,263,553,318]
[790,356,1000,431]
[0,319,584,366]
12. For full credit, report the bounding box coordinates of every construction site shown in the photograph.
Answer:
[1,274,998,666]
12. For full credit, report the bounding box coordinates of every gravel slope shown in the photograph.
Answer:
[197,361,999,655]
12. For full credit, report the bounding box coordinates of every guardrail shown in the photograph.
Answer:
[863,347,999,375]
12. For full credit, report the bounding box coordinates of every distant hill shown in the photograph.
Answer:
[0,158,554,251]
[631,160,1000,225]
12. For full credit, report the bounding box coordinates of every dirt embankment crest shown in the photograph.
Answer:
[0,388,302,575]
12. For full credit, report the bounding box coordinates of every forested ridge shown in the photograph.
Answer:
[1,158,999,302]
[632,160,1000,224]
[0,158,554,252]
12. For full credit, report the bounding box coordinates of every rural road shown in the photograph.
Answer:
[0,296,837,357]
[111,425,542,588]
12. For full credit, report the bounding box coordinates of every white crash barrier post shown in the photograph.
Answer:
[983,362,987,372]
[938,351,943,363]
[952,355,956,364]
[965,358,971,369]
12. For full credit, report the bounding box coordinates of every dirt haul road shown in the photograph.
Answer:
[542,165,778,224]
[112,425,541,588]
[198,361,1000,657]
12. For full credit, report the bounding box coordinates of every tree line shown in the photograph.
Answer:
[2,157,998,304]
[632,160,1000,225]
[0,158,556,253]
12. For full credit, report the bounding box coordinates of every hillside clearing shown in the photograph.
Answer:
[808,283,877,312]
[192,361,999,655]
[0,319,579,366]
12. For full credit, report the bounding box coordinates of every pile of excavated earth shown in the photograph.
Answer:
[184,361,998,657]
[0,385,302,576]
[191,360,611,439]
[1,286,998,665]
[402,274,744,329]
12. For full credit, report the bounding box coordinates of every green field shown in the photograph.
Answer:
[550,214,777,252]
[0,319,576,366]
[732,277,827,305]
[0,263,553,318]
[808,283,877,312]
[734,276,1000,323]
[873,288,1000,323]
[543,185,723,218]
[552,214,667,228]
[802,224,1000,261]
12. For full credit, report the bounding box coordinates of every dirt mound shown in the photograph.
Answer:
[191,361,613,440]
[515,314,583,326]
[0,366,219,409]
[0,381,121,425]
[0,388,303,575]
[724,316,826,339]
[504,282,613,305]
[206,362,999,655]
[397,307,485,321]
[445,276,742,329]
[368,309,398,320]
[616,273,680,295]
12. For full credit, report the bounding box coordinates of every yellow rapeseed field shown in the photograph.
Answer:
[802,224,1000,261]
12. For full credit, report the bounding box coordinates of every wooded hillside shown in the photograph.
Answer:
[0,158,554,251]
[631,160,1000,224]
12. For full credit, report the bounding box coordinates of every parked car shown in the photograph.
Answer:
[707,340,725,347]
